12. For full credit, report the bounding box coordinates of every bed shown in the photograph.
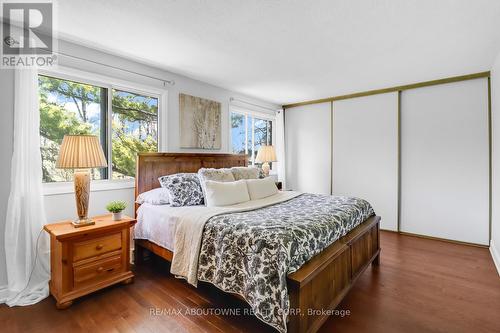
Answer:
[134,152,381,333]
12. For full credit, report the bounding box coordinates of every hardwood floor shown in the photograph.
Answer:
[1,231,499,333]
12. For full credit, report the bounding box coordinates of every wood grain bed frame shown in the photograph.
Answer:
[134,152,381,333]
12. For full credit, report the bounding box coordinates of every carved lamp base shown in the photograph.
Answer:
[72,219,95,228]
[72,169,94,228]
[261,162,270,177]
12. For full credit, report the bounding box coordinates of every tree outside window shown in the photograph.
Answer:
[39,75,158,183]
[111,89,158,179]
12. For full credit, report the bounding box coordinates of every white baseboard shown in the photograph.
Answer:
[490,240,500,277]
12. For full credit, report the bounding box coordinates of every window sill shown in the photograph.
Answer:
[43,179,135,196]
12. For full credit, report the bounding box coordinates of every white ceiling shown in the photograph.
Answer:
[55,0,500,105]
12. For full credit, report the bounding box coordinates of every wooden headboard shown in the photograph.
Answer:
[135,152,248,201]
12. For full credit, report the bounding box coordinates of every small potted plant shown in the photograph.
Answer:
[106,201,127,221]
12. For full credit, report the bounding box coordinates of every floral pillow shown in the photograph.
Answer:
[158,173,204,207]
[198,168,235,182]
[231,166,264,180]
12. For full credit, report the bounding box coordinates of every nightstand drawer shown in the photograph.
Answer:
[73,232,122,261]
[73,255,122,288]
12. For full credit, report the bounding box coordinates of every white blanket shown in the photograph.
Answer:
[135,203,181,251]
[170,191,302,286]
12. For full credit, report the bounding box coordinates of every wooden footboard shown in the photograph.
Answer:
[287,215,380,333]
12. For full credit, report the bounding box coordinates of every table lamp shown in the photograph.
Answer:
[56,135,108,227]
[255,145,277,177]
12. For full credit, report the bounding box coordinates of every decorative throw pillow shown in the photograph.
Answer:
[231,166,260,180]
[197,168,235,203]
[246,177,278,200]
[204,179,250,207]
[158,173,204,207]
[136,187,170,205]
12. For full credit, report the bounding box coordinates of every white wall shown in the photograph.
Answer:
[0,38,278,288]
[285,102,332,194]
[333,93,399,231]
[490,53,500,274]
[400,79,489,245]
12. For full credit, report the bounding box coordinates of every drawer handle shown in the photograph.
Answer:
[96,244,104,250]
[96,267,104,273]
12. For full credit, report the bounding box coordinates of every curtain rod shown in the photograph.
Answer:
[229,97,277,112]
[9,41,177,86]
[52,50,176,86]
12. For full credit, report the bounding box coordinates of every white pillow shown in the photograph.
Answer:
[204,180,250,207]
[136,188,170,205]
[246,177,278,200]
[197,168,235,204]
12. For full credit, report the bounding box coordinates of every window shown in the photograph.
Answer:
[111,89,158,179]
[231,111,274,166]
[231,112,245,155]
[39,75,107,182]
[39,74,159,183]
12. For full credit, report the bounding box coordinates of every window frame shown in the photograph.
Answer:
[229,106,276,166]
[39,66,168,195]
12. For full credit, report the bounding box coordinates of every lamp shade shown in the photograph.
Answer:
[56,135,108,169]
[255,145,277,163]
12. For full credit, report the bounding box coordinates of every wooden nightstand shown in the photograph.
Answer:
[44,214,136,309]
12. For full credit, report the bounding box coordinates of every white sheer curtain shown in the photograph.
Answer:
[275,109,287,189]
[2,68,50,306]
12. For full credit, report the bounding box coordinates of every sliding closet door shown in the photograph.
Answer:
[333,93,399,230]
[400,79,489,245]
[285,102,331,194]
